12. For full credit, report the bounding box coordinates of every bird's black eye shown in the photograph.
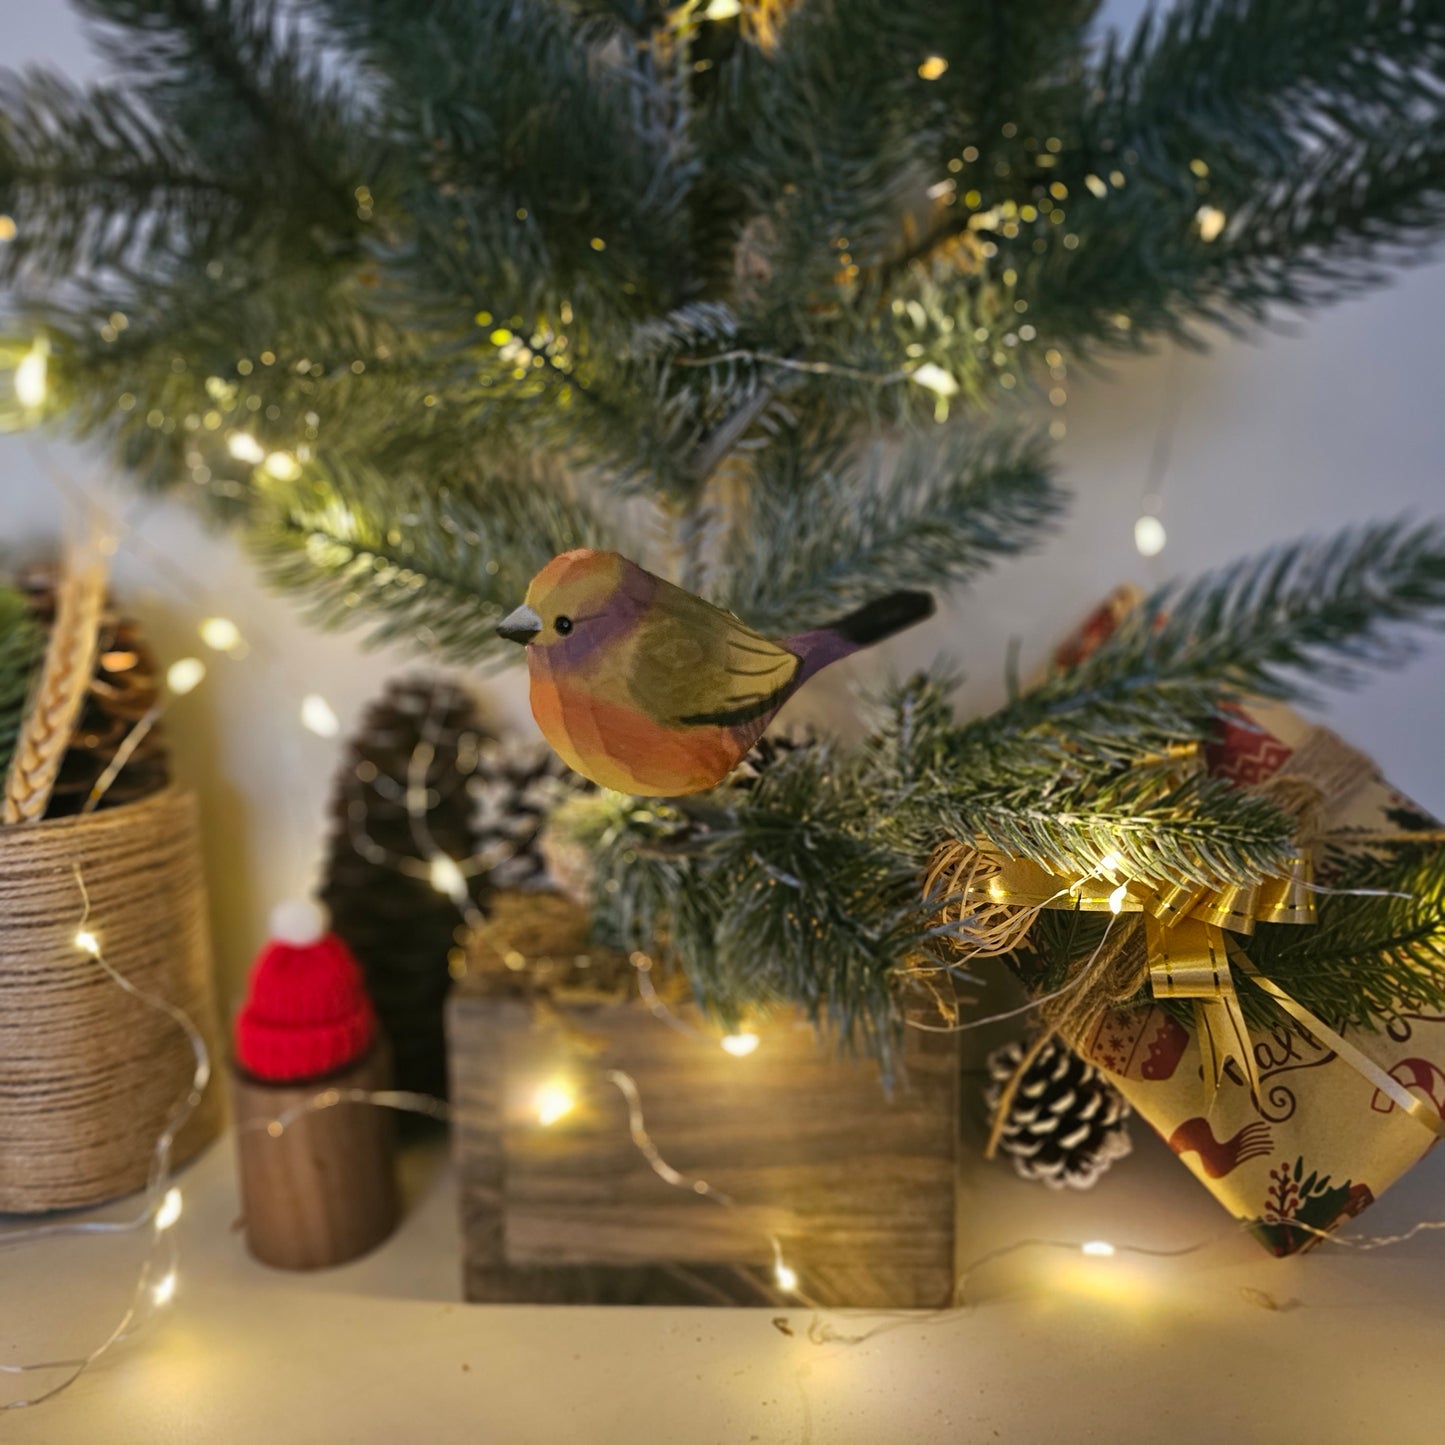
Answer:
[554,615,573,635]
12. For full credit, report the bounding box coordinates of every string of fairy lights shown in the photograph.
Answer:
[0,866,206,1411]
[6,873,1442,1408]
[5,462,1445,1413]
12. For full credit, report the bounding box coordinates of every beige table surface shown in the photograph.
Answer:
[4,1109,1445,1445]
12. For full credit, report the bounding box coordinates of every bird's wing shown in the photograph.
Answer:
[625,581,800,729]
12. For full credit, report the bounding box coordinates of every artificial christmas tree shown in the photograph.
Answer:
[1,0,1442,1079]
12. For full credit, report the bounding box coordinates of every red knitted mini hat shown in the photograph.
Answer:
[235,901,377,1083]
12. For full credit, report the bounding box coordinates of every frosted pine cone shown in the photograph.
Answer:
[469,736,594,890]
[728,722,819,789]
[985,1036,1133,1190]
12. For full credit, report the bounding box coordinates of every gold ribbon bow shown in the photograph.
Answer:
[929,839,1445,1143]
[945,847,1316,1106]
[1137,856,1316,1102]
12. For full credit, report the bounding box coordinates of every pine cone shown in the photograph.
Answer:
[17,566,169,816]
[728,721,819,789]
[985,1037,1133,1190]
[469,735,594,890]
[320,675,493,1099]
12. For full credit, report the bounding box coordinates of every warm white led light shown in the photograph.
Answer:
[1195,205,1227,242]
[1097,852,1122,875]
[14,340,48,408]
[533,1082,576,1127]
[300,693,340,738]
[1081,1239,1116,1257]
[428,854,467,901]
[909,362,959,397]
[1108,883,1129,915]
[166,657,207,696]
[199,616,242,653]
[226,432,266,464]
[151,1271,178,1306]
[263,450,302,482]
[720,1032,760,1057]
[774,1262,799,1292]
[155,1188,183,1232]
[1135,514,1168,557]
[74,929,101,957]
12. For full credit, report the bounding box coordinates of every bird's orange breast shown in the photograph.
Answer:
[529,669,743,796]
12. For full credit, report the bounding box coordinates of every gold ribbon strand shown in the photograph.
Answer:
[926,835,1443,1148]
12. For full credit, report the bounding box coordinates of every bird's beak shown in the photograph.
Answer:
[496,603,543,645]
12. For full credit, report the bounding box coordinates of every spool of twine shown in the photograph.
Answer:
[0,787,222,1212]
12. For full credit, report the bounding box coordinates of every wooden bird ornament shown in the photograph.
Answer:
[497,549,933,796]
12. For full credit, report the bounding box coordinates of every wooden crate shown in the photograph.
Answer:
[447,893,959,1308]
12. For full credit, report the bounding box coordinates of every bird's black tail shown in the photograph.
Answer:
[826,590,934,646]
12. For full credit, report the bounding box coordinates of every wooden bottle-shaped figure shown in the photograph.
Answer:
[231,901,400,1269]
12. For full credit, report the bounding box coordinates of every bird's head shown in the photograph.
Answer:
[496,548,650,653]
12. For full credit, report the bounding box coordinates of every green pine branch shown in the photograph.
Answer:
[719,425,1063,632]
[1242,845,1445,1028]
[707,1,936,293]
[591,742,945,1074]
[1086,0,1444,187]
[929,773,1298,891]
[940,521,1445,791]
[0,71,255,286]
[75,0,370,223]
[908,2,1099,183]
[249,456,618,661]
[313,0,696,324]
[900,0,1445,360]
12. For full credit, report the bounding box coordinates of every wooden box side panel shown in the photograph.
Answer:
[450,991,959,1308]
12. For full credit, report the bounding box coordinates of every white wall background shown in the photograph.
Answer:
[4,2,1443,1005]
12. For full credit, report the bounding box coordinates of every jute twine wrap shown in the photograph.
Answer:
[0,787,222,1212]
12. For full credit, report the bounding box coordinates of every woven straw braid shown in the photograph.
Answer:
[0,787,223,1211]
[3,556,106,824]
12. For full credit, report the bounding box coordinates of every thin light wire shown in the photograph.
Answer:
[633,960,710,1040]
[10,934,1445,1403]
[1140,347,1186,521]
[236,1088,451,1138]
[905,908,1122,1034]
[0,866,210,1412]
[604,1067,820,1306]
[797,1231,1229,1347]
[81,700,166,814]
[607,1067,737,1206]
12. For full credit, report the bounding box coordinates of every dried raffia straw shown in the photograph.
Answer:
[0,786,223,1211]
[921,841,1058,959]
[2,548,106,824]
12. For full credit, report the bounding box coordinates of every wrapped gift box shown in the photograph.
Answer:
[1076,700,1444,1254]
[447,891,960,1306]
